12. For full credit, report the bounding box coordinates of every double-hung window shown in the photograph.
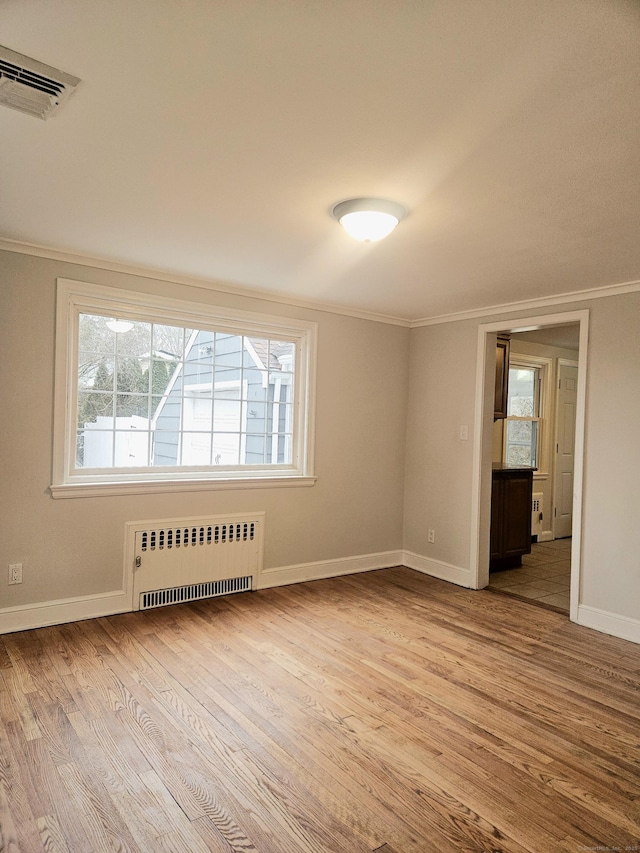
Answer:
[52,279,317,497]
[503,358,549,470]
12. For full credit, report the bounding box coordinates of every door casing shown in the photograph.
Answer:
[469,309,589,624]
[553,359,579,539]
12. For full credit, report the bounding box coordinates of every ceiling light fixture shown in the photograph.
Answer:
[106,318,134,333]
[332,197,407,242]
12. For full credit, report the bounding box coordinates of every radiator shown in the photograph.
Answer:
[531,493,544,538]
[128,513,264,611]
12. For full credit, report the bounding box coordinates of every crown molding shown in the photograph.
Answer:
[2,237,639,329]
[0,238,411,327]
[410,278,640,327]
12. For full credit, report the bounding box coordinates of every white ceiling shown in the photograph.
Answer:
[1,0,639,323]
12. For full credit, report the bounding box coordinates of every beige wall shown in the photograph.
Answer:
[0,250,409,611]
[403,317,479,569]
[579,293,640,618]
[404,292,640,628]
[3,246,640,642]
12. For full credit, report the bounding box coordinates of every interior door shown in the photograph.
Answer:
[553,361,578,538]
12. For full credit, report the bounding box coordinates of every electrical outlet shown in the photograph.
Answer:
[428,529,435,544]
[8,563,23,585]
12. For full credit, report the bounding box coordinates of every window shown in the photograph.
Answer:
[504,365,540,467]
[503,358,549,470]
[52,280,316,496]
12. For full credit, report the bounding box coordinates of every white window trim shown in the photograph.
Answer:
[503,354,553,478]
[51,279,317,498]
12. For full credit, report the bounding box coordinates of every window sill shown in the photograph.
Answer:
[50,475,317,499]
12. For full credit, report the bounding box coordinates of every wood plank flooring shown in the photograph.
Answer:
[1,567,640,852]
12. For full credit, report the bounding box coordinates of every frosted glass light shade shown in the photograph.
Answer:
[333,198,406,242]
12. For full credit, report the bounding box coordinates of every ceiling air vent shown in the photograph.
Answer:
[0,45,80,120]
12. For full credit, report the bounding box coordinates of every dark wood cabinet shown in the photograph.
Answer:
[490,466,533,570]
[494,335,510,419]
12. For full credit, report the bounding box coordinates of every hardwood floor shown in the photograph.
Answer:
[1,567,640,852]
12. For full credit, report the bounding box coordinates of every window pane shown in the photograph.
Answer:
[180,432,212,466]
[150,358,175,397]
[78,355,114,392]
[114,429,150,467]
[246,380,269,406]
[183,359,213,386]
[248,337,270,371]
[246,402,268,433]
[213,399,242,432]
[115,321,151,357]
[505,420,538,467]
[152,427,181,466]
[271,340,295,373]
[116,356,147,393]
[214,367,242,394]
[153,324,186,358]
[277,433,293,464]
[244,441,268,464]
[76,430,87,467]
[78,314,116,354]
[214,332,244,368]
[507,367,536,417]
[193,331,215,364]
[77,391,113,427]
[116,394,149,418]
[80,429,114,468]
[212,433,241,465]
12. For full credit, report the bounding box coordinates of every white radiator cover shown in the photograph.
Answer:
[127,513,264,611]
[531,493,544,538]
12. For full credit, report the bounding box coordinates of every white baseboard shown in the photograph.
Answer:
[0,589,130,635]
[5,560,637,650]
[576,604,640,645]
[259,550,404,589]
[402,551,471,588]
[0,552,405,633]
[537,530,554,542]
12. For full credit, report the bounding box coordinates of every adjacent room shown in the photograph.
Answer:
[1,2,640,850]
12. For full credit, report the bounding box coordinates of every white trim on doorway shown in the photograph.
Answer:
[469,309,589,627]
[552,358,580,540]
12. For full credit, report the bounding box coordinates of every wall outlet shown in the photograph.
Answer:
[8,563,23,584]
[428,529,435,544]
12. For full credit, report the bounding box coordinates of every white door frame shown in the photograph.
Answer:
[553,358,580,540]
[469,309,589,624]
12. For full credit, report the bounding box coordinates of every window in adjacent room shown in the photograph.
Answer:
[503,360,546,469]
[52,279,316,497]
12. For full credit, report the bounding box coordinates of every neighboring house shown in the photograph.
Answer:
[82,331,294,469]
[153,331,293,468]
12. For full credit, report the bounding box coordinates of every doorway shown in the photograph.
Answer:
[470,309,589,624]
[488,329,578,612]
